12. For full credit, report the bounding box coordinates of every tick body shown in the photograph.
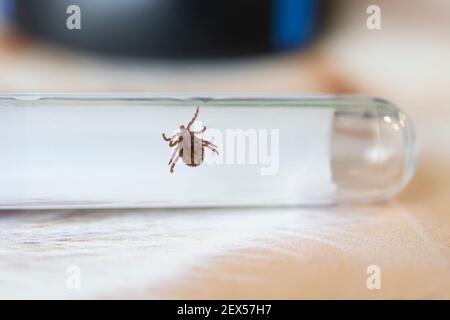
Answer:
[162,107,218,173]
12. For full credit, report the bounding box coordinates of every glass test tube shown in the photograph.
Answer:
[0,95,417,209]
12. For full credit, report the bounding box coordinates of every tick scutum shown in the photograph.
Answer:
[190,133,195,165]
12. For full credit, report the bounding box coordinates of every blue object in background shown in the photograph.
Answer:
[11,0,321,58]
[272,0,318,50]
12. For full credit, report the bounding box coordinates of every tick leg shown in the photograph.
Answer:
[163,132,180,142]
[203,141,219,155]
[168,145,181,165]
[190,126,207,134]
[169,138,180,147]
[186,107,200,131]
[203,140,218,149]
[170,154,181,173]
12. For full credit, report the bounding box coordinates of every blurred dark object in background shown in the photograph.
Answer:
[11,0,319,58]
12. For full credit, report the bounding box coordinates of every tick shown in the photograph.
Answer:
[162,107,218,173]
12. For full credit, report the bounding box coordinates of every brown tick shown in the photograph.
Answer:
[162,107,219,173]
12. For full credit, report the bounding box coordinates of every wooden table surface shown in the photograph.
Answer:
[0,0,449,299]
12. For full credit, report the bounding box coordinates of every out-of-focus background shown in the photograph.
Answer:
[0,0,449,299]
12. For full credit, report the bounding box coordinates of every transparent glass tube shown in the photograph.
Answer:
[0,95,417,209]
